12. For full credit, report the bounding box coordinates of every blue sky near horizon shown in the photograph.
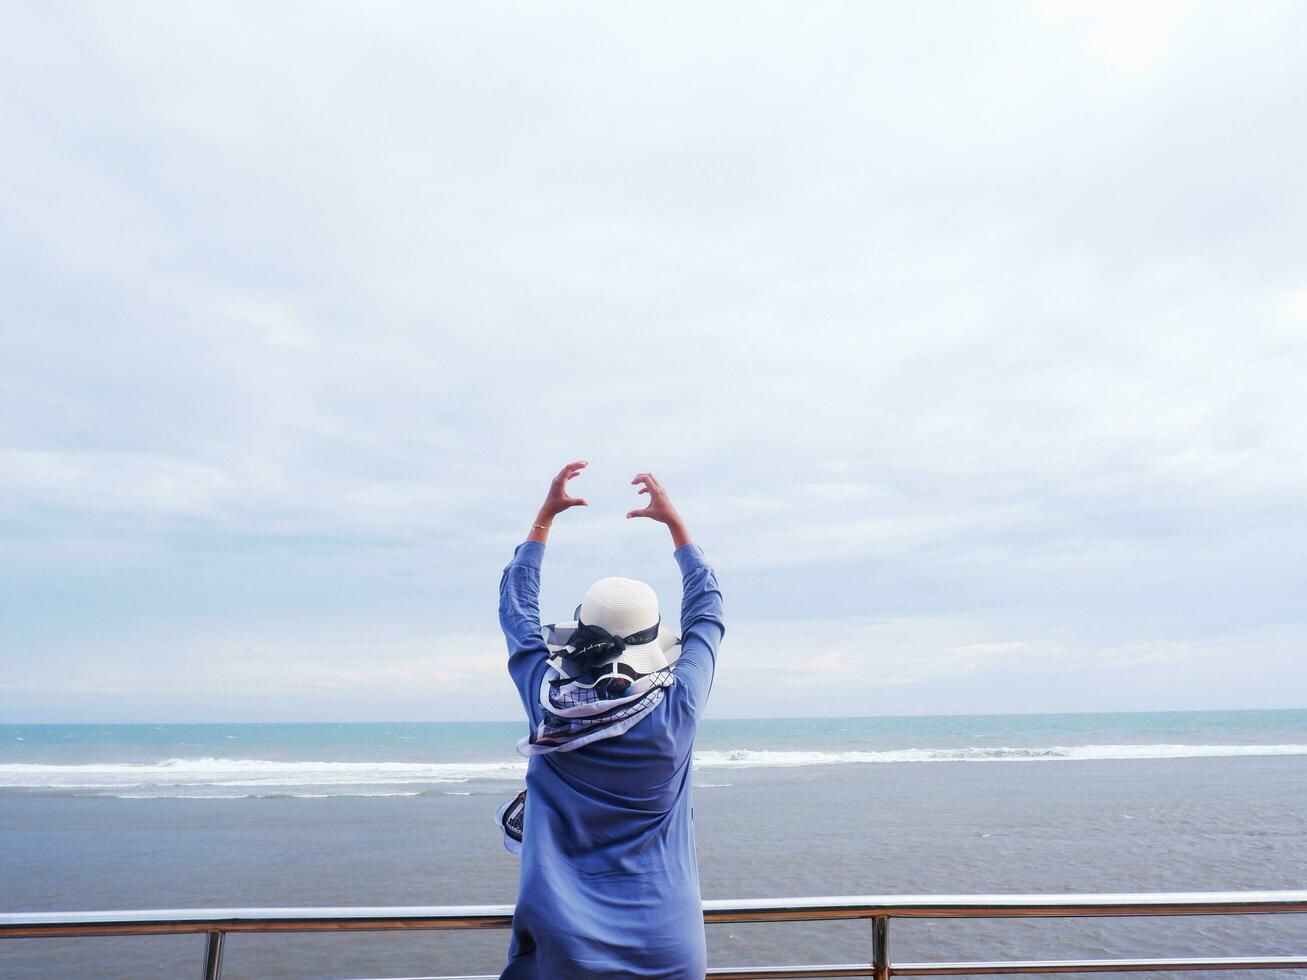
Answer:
[2,2,1305,723]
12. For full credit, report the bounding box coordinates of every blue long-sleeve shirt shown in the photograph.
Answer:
[497,539,725,980]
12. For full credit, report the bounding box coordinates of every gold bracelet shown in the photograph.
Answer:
[533,522,552,531]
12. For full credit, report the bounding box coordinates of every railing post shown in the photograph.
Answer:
[202,930,224,980]
[872,915,889,980]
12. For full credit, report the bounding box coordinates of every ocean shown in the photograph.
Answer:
[2,710,1305,978]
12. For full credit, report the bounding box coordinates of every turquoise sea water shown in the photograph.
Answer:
[3,709,1306,798]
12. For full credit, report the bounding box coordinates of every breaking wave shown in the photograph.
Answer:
[690,744,1307,767]
[0,757,526,791]
[2,744,1303,797]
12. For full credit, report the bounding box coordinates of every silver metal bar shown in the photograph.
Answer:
[700,891,1307,921]
[342,971,877,980]
[890,955,1307,975]
[202,930,224,980]
[336,961,1307,980]
[5,891,1306,938]
[708,967,873,979]
[0,905,516,938]
[873,915,889,980]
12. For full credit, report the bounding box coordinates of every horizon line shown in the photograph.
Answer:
[4,705,1306,726]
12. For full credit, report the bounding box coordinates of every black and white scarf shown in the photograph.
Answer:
[516,621,678,756]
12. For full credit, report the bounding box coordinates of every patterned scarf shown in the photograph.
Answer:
[516,622,679,756]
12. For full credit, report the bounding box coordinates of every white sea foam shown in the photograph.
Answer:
[109,790,424,800]
[2,744,1303,796]
[0,757,527,791]
[691,744,1307,767]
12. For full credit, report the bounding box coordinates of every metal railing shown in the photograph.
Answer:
[3,892,1306,979]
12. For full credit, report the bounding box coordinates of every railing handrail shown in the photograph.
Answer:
[4,890,1307,938]
[5,891,1306,979]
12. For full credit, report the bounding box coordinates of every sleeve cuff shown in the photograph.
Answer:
[511,540,545,568]
[674,542,706,575]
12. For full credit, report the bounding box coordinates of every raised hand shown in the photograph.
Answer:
[528,461,588,542]
[541,461,589,519]
[627,472,692,548]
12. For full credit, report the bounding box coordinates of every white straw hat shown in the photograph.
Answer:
[571,576,680,675]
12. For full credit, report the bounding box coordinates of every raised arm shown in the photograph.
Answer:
[500,461,589,726]
[671,542,724,713]
[627,473,724,713]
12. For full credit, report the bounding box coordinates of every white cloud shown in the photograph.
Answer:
[1,1,1304,720]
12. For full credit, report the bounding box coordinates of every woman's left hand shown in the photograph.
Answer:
[538,461,589,522]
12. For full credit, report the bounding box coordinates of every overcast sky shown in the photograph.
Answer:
[2,1,1304,723]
